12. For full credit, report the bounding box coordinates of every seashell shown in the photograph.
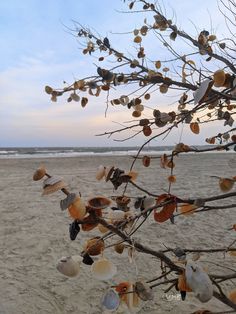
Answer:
[82,252,94,265]
[228,288,236,304]
[101,289,120,311]
[33,166,46,181]
[85,237,105,256]
[98,223,109,233]
[114,243,125,254]
[87,196,111,209]
[219,178,234,192]
[168,175,176,183]
[119,283,140,310]
[81,214,98,231]
[143,125,152,136]
[69,220,80,240]
[190,122,200,134]
[60,193,77,211]
[134,281,154,301]
[213,69,226,87]
[56,255,83,277]
[185,260,213,303]
[143,197,156,210]
[127,170,138,181]
[154,202,175,223]
[108,210,125,222]
[68,197,86,220]
[43,176,62,187]
[105,166,115,182]
[96,165,106,181]
[42,178,66,196]
[178,272,192,292]
[179,204,197,216]
[115,196,131,211]
[159,84,169,94]
[91,258,117,280]
[142,155,151,167]
[193,79,213,105]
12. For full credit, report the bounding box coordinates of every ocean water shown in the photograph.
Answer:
[0,146,174,159]
[0,145,234,159]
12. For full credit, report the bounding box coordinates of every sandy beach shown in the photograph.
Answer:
[0,153,236,314]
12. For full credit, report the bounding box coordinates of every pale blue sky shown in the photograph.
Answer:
[0,0,228,147]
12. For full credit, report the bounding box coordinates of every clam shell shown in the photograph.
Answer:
[101,289,120,311]
[60,193,77,211]
[85,237,105,256]
[87,196,111,209]
[56,255,83,277]
[33,166,46,181]
[68,197,86,220]
[114,243,125,254]
[91,258,117,280]
[96,165,106,181]
[134,281,154,301]
[42,180,66,195]
[185,260,213,302]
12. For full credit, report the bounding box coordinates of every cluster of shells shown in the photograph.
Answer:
[33,162,236,311]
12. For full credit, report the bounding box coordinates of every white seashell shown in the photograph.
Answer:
[108,210,125,221]
[185,260,213,302]
[56,255,83,277]
[101,289,120,311]
[143,197,156,210]
[96,165,106,181]
[193,79,212,105]
[91,258,117,280]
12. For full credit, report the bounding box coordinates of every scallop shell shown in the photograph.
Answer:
[60,193,77,211]
[56,255,83,277]
[87,196,111,210]
[185,260,213,303]
[33,166,46,181]
[134,281,154,301]
[68,196,86,220]
[96,165,106,181]
[85,237,105,256]
[91,258,117,280]
[42,178,66,195]
[101,289,120,311]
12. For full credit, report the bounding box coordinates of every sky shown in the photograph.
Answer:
[0,0,229,147]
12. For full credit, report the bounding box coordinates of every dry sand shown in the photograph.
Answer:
[0,153,236,314]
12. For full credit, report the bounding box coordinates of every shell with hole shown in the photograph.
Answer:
[91,258,117,280]
[87,196,111,210]
[33,166,46,181]
[101,289,120,311]
[42,177,66,195]
[56,255,83,277]
[185,260,213,303]
[68,196,87,220]
[96,165,106,181]
[117,282,140,310]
